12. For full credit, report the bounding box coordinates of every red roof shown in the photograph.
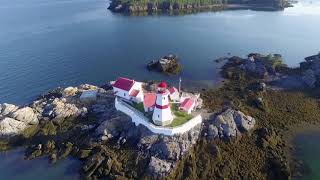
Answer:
[180,98,195,111]
[168,87,178,94]
[130,89,140,97]
[112,77,135,91]
[158,82,167,88]
[143,93,157,108]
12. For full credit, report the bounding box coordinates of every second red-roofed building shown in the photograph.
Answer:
[143,93,157,112]
[179,98,195,114]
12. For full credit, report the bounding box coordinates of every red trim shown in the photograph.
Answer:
[158,82,168,88]
[155,104,170,109]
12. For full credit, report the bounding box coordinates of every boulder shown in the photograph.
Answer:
[214,109,238,137]
[80,90,97,104]
[151,141,180,161]
[0,103,18,116]
[302,69,317,88]
[63,87,78,97]
[234,110,256,132]
[211,108,256,138]
[43,98,87,122]
[207,124,218,139]
[9,107,38,125]
[0,117,28,136]
[148,156,172,177]
[78,84,98,91]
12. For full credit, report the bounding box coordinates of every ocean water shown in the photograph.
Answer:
[0,0,320,105]
[0,149,80,180]
[293,132,320,180]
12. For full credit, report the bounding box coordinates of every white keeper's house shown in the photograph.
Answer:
[112,77,144,103]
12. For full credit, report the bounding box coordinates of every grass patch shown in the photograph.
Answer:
[169,104,193,127]
[132,102,145,113]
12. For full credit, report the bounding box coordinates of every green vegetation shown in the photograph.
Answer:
[169,104,193,127]
[132,102,145,113]
[168,57,320,179]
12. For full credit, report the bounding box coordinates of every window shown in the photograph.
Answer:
[124,93,126,96]
[158,115,160,118]
[163,97,166,100]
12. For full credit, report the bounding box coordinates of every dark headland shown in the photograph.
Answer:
[0,52,319,179]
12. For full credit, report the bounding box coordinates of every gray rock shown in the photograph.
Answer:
[63,87,78,97]
[148,156,172,178]
[0,117,28,136]
[234,110,256,132]
[302,69,317,88]
[0,103,18,116]
[214,109,238,137]
[43,98,86,122]
[9,107,38,125]
[211,108,256,138]
[80,90,97,104]
[208,124,218,139]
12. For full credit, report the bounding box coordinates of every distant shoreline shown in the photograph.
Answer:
[108,1,293,15]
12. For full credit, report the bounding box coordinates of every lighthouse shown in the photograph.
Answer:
[152,82,173,126]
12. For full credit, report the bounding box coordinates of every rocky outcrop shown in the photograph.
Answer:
[207,108,256,139]
[222,53,286,80]
[148,157,173,177]
[147,54,182,74]
[300,53,320,88]
[96,111,202,178]
[0,104,39,136]
[0,83,114,137]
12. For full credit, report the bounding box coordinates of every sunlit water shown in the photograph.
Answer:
[0,0,320,105]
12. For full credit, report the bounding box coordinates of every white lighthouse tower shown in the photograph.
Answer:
[152,82,173,126]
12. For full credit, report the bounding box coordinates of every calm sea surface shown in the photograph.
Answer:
[1,0,320,105]
[0,0,320,179]
[293,132,320,180]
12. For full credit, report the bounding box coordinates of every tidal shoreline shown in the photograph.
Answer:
[0,52,319,179]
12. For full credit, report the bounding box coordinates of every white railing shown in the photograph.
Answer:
[115,98,202,136]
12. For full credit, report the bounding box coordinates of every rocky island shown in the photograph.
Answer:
[0,52,320,179]
[147,54,182,75]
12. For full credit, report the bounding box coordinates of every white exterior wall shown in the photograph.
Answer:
[115,98,202,136]
[169,91,180,102]
[186,102,196,114]
[113,87,130,100]
[152,92,173,125]
[113,81,144,103]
